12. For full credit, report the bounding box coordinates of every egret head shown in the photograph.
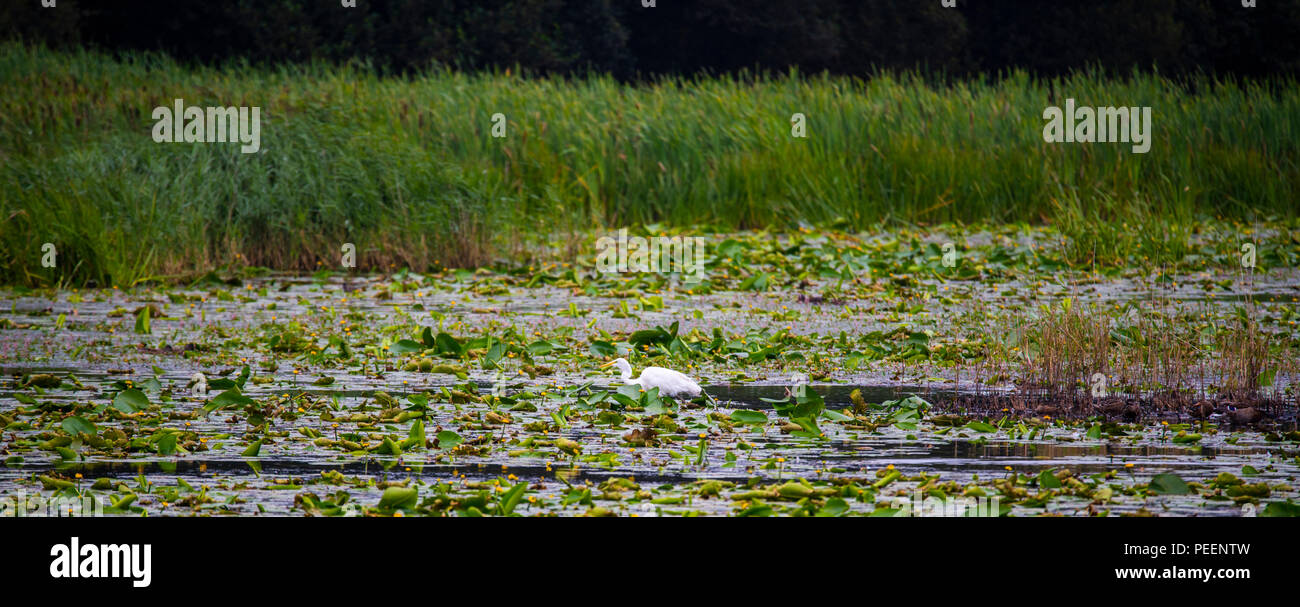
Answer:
[599,357,633,378]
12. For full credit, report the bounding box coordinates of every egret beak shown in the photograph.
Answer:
[598,360,617,369]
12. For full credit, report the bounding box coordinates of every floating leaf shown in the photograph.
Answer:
[112,388,149,414]
[377,486,418,510]
[588,340,616,358]
[484,341,506,368]
[404,419,426,449]
[157,433,178,456]
[822,409,853,422]
[817,497,850,517]
[390,339,423,354]
[595,411,624,427]
[134,305,151,334]
[375,436,402,456]
[434,332,463,356]
[1260,501,1300,517]
[498,483,527,515]
[241,440,263,457]
[1148,473,1190,495]
[61,416,96,437]
[730,410,768,425]
[203,389,254,416]
[436,430,462,449]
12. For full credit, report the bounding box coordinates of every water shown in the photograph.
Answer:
[2,271,1297,517]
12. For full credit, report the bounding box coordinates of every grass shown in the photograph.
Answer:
[2,42,1299,286]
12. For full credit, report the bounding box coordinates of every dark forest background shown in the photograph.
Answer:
[3,0,1298,79]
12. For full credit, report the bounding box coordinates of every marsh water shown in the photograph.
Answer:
[2,268,1298,516]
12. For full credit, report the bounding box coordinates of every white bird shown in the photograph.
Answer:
[599,357,703,399]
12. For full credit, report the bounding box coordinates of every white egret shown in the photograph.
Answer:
[599,357,703,399]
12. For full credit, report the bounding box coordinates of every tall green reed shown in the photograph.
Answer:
[2,43,1296,286]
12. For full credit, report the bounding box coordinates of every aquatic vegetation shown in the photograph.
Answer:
[2,223,1298,516]
[2,38,1298,515]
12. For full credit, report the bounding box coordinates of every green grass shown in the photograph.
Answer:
[2,42,1298,286]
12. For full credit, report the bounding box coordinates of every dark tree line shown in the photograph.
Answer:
[3,0,1298,78]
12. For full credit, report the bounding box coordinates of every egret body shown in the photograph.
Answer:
[600,358,702,399]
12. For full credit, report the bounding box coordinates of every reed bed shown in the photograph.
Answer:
[2,43,1298,286]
